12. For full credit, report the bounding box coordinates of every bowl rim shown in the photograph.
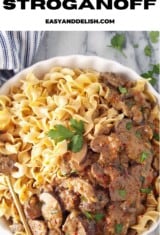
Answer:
[0,55,160,101]
[0,55,159,235]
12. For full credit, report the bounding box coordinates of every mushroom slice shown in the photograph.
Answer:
[60,178,97,203]
[90,135,108,153]
[28,219,47,235]
[71,142,88,165]
[58,188,80,211]
[24,194,42,219]
[80,190,109,212]
[70,142,89,171]
[39,192,62,229]
[63,211,95,235]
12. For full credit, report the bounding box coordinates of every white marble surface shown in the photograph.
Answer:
[33,31,160,91]
[33,31,160,235]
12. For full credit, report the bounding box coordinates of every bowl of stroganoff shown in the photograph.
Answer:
[0,55,159,235]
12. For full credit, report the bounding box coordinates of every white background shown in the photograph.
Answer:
[0,0,160,30]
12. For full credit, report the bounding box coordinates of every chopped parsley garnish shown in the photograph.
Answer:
[115,223,123,234]
[126,122,132,130]
[149,31,160,43]
[144,45,152,57]
[141,63,159,86]
[108,33,126,57]
[94,213,105,222]
[140,151,149,163]
[153,132,160,141]
[140,187,152,194]
[152,64,160,74]
[48,118,85,152]
[118,86,128,94]
[83,211,104,222]
[83,211,93,220]
[141,71,157,86]
[118,189,126,198]
[135,130,141,139]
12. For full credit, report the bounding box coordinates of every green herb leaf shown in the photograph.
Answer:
[126,122,132,130]
[118,86,128,94]
[135,130,141,139]
[140,187,152,194]
[94,213,105,222]
[48,125,74,142]
[115,223,123,234]
[69,134,83,153]
[48,119,85,153]
[152,64,160,74]
[144,45,152,57]
[141,70,153,78]
[141,71,157,86]
[70,118,84,134]
[108,34,126,57]
[140,151,149,163]
[149,31,160,43]
[84,211,104,222]
[118,189,126,198]
[153,132,160,141]
[147,77,157,86]
[83,211,93,220]
[141,63,160,86]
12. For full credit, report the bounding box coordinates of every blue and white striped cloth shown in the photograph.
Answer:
[0,31,44,86]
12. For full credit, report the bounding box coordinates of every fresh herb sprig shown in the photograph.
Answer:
[149,31,160,43]
[108,34,126,58]
[144,45,152,57]
[141,63,160,86]
[48,118,85,153]
[126,122,133,130]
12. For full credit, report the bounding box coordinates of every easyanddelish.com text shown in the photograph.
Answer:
[45,18,115,24]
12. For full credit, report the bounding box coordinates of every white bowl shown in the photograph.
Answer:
[0,55,159,235]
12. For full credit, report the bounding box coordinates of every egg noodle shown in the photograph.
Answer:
[0,66,159,234]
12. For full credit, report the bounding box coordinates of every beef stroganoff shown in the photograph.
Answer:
[0,66,159,235]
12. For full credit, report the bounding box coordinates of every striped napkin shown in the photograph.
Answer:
[0,31,44,86]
